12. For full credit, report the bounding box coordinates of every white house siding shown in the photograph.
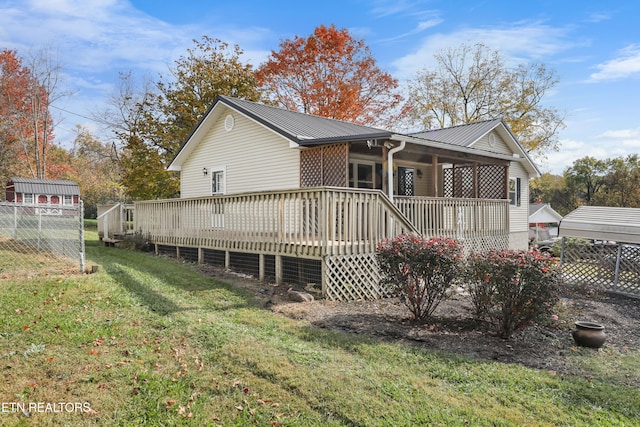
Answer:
[508,161,530,250]
[180,108,300,198]
[472,130,531,250]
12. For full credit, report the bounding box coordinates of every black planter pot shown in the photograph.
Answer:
[572,321,606,348]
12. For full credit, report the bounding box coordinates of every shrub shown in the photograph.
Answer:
[377,234,464,322]
[465,249,561,338]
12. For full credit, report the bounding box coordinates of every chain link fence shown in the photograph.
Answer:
[0,201,85,279]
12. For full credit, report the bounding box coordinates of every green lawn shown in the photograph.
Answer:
[1,230,639,426]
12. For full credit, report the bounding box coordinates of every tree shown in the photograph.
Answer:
[67,126,123,218]
[0,49,29,183]
[564,156,608,206]
[596,155,640,207]
[257,24,404,128]
[0,47,69,182]
[102,37,261,200]
[407,43,564,157]
[529,172,577,215]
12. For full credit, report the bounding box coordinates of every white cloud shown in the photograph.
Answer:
[392,21,579,80]
[589,45,640,81]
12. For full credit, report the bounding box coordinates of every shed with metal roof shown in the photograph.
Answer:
[5,177,81,205]
[559,206,640,244]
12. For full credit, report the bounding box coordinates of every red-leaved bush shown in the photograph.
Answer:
[464,249,561,338]
[377,234,464,322]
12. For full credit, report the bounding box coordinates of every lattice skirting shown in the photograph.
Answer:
[324,253,392,301]
[459,234,510,255]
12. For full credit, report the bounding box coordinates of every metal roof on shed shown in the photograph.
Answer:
[9,177,80,196]
[558,206,640,244]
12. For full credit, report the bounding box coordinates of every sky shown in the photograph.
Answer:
[2,0,640,175]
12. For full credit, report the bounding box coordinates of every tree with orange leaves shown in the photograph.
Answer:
[257,24,404,128]
[0,48,64,182]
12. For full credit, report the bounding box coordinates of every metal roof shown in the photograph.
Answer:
[559,206,640,244]
[169,96,540,176]
[409,119,504,147]
[9,177,80,196]
[218,96,392,143]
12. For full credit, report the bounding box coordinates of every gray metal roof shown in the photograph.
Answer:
[9,177,80,196]
[559,206,640,244]
[219,96,392,143]
[409,119,504,147]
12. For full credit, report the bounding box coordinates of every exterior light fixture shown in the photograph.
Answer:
[203,167,208,176]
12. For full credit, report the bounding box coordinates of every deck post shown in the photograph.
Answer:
[275,254,282,285]
[198,247,204,264]
[225,250,230,269]
[259,253,265,282]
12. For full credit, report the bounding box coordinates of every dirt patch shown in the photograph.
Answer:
[198,265,640,376]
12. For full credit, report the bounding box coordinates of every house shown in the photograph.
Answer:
[5,177,80,208]
[133,96,540,300]
[529,203,563,242]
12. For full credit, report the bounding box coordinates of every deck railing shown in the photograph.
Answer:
[132,189,510,259]
[134,187,417,258]
[394,196,510,241]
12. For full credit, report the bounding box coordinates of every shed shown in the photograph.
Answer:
[558,206,640,244]
[5,177,81,206]
[529,203,563,240]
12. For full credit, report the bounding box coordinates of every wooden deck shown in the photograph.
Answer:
[126,187,510,300]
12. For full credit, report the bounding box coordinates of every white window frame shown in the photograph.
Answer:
[210,166,226,195]
[23,193,34,205]
[349,161,376,189]
[509,177,521,206]
[63,195,73,205]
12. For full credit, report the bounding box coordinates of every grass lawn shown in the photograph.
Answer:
[1,229,639,426]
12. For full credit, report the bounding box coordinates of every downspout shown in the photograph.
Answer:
[387,139,406,202]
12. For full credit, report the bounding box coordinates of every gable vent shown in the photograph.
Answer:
[224,114,235,132]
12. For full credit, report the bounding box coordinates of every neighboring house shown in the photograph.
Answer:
[5,177,80,207]
[529,203,563,241]
[133,96,540,300]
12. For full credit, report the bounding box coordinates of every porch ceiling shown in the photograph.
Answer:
[349,140,511,166]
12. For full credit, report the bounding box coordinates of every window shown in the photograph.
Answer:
[349,161,382,189]
[63,195,73,205]
[23,193,34,205]
[509,177,521,206]
[210,166,226,195]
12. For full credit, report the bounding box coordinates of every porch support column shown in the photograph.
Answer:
[504,165,510,199]
[473,162,479,198]
[432,155,439,197]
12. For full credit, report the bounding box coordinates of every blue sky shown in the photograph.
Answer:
[2,0,640,175]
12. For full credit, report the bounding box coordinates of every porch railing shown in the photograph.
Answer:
[134,187,417,258]
[394,196,510,242]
